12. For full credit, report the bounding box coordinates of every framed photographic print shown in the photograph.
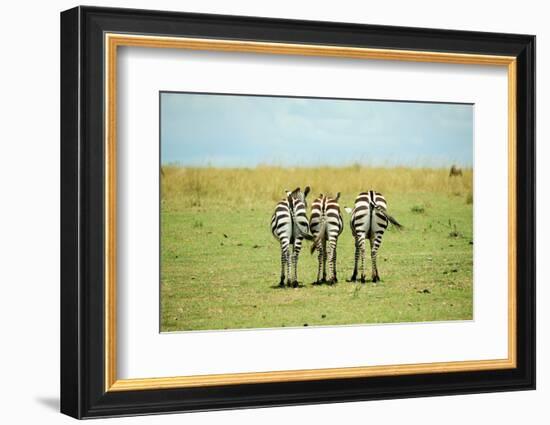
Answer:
[60,6,535,419]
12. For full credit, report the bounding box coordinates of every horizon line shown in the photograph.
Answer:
[161,163,473,170]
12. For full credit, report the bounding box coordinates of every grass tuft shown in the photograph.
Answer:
[411,205,426,214]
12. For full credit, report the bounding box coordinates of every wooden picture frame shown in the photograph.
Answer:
[60,5,535,419]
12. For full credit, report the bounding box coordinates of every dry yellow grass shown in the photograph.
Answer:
[161,165,473,210]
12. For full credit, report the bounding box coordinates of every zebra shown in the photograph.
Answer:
[449,164,463,177]
[345,191,402,283]
[309,193,344,285]
[271,187,313,287]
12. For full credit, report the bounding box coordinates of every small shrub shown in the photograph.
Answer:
[411,204,425,214]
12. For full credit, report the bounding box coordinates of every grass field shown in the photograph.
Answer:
[160,165,473,332]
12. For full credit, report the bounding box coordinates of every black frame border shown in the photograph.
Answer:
[60,6,535,419]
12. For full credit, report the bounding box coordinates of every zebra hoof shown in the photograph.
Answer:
[360,277,366,284]
[292,281,299,288]
[372,276,380,283]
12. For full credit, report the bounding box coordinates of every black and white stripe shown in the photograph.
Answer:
[346,191,402,283]
[271,187,313,287]
[309,193,343,284]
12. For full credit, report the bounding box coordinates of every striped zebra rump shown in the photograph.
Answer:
[270,187,312,287]
[309,193,343,284]
[347,190,401,283]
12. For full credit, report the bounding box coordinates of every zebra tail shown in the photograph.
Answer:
[387,213,403,229]
[374,204,403,229]
[298,223,314,241]
[310,218,327,254]
[287,192,314,241]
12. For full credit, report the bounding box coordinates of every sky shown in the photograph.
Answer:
[160,92,473,168]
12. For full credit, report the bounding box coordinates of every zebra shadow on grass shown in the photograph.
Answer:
[311,280,339,286]
[270,283,308,289]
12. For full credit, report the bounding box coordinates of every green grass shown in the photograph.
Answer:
[161,166,473,332]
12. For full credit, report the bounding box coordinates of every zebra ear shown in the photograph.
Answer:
[304,186,310,198]
[335,192,341,201]
[291,187,300,196]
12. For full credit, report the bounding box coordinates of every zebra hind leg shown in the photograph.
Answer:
[291,250,298,288]
[286,246,292,287]
[314,244,324,285]
[370,236,382,283]
[327,240,337,285]
[359,235,367,284]
[279,243,288,287]
[347,239,359,282]
[333,242,338,283]
[322,242,327,283]
[291,241,302,288]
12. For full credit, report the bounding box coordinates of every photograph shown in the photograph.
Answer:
[57,4,536,419]
[160,92,474,332]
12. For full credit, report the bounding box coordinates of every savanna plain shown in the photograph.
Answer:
[161,166,473,332]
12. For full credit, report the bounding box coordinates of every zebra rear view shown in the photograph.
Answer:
[310,193,343,285]
[271,187,313,287]
[346,191,402,283]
